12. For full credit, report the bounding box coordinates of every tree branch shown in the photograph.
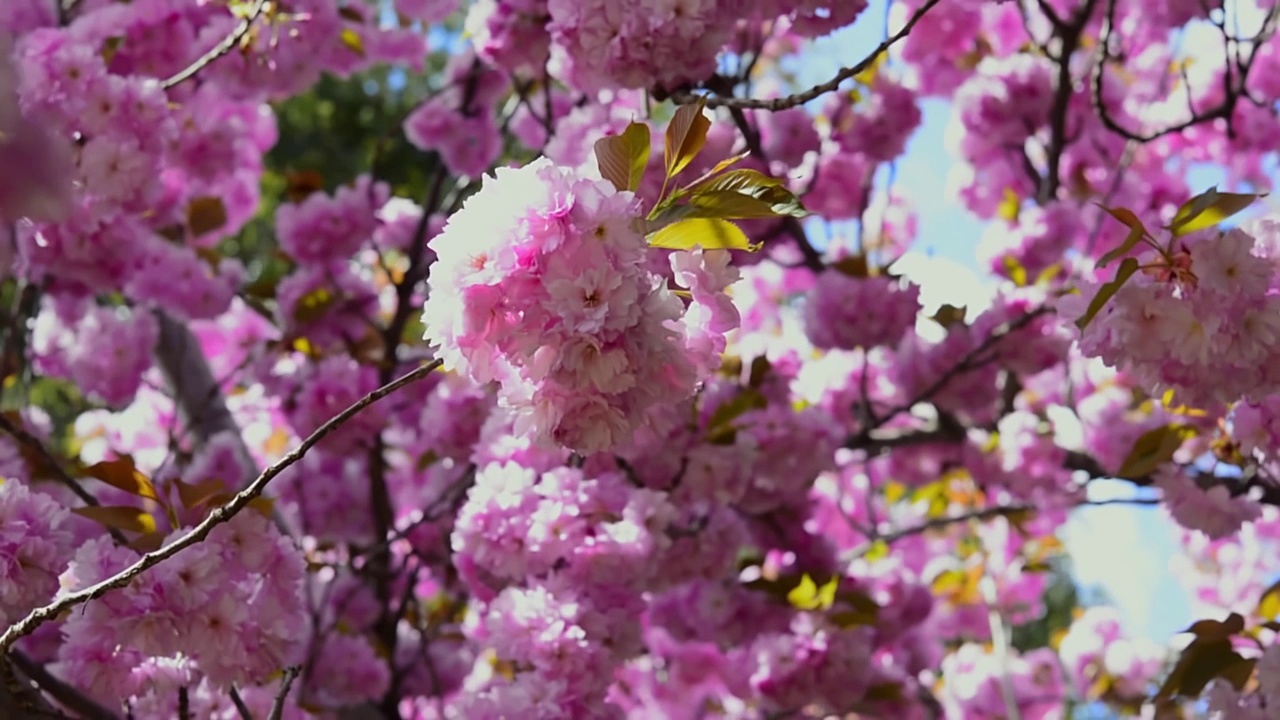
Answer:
[669,0,942,110]
[0,413,132,545]
[724,105,825,271]
[1090,0,1277,143]
[266,666,300,720]
[8,650,119,720]
[1038,0,1099,204]
[0,359,443,652]
[153,311,258,477]
[161,0,270,89]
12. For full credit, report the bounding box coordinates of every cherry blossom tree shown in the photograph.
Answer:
[1,0,1280,718]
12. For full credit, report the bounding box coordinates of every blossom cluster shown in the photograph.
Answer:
[422,158,738,454]
[1061,221,1280,408]
[4,0,1280,717]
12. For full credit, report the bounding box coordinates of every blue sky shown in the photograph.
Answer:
[794,1,1198,643]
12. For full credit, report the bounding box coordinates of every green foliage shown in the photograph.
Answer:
[1011,556,1081,653]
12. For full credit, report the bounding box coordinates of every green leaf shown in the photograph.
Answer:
[787,573,838,611]
[684,169,809,219]
[83,456,160,501]
[594,122,650,193]
[1074,256,1140,331]
[72,505,158,534]
[687,168,784,195]
[705,388,767,443]
[1095,205,1150,268]
[1168,188,1267,237]
[339,28,365,56]
[663,99,711,181]
[1115,424,1195,479]
[647,218,758,252]
[187,196,228,237]
[687,190,787,219]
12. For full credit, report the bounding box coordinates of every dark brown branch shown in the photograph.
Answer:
[724,106,825,271]
[0,359,443,651]
[229,687,255,720]
[669,0,942,110]
[845,307,1052,450]
[9,650,119,720]
[0,416,93,507]
[1038,0,1099,204]
[1091,0,1277,143]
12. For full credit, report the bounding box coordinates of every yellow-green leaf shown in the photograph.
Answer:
[83,456,160,501]
[863,539,890,561]
[787,573,838,611]
[293,287,336,324]
[648,218,758,252]
[73,505,158,534]
[1074,257,1140,331]
[1168,188,1267,237]
[853,50,888,87]
[664,99,711,181]
[1002,255,1027,286]
[1257,579,1280,621]
[187,196,228,237]
[594,122,650,193]
[1115,424,1196,479]
[1095,205,1150,268]
[339,28,365,56]
[997,188,1020,222]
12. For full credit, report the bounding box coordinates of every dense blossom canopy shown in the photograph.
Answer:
[2,0,1280,718]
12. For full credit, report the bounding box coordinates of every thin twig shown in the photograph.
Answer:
[178,686,190,720]
[0,415,95,510]
[669,0,942,110]
[0,359,443,651]
[229,687,255,720]
[161,0,270,89]
[267,666,301,720]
